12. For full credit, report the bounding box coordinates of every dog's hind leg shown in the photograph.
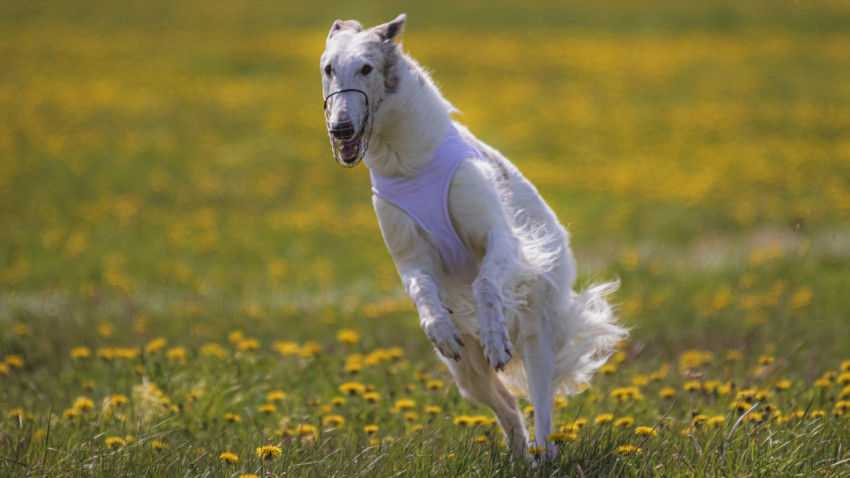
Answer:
[443,340,528,459]
[522,311,557,460]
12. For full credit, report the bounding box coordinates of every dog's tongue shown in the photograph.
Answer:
[340,140,358,161]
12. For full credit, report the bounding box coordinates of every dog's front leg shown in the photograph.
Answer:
[402,269,464,361]
[473,229,517,371]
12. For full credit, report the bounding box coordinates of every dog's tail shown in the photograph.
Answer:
[499,279,627,397]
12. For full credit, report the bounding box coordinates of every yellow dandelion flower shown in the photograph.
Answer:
[659,387,676,399]
[144,337,167,354]
[814,378,833,388]
[105,436,126,450]
[775,379,793,391]
[238,474,260,478]
[166,347,187,363]
[594,414,614,425]
[731,401,753,412]
[683,381,702,393]
[337,329,360,345]
[411,424,425,432]
[344,361,363,374]
[527,445,547,456]
[573,418,588,429]
[0,363,8,374]
[524,405,534,416]
[224,413,242,423]
[266,390,287,402]
[631,375,649,386]
[363,424,379,434]
[369,438,381,446]
[70,347,91,359]
[470,415,489,425]
[404,411,419,422]
[339,382,366,395]
[331,396,347,407]
[151,440,169,452]
[255,445,282,461]
[454,415,473,427]
[236,338,260,351]
[294,424,318,439]
[691,415,708,427]
[426,379,444,390]
[841,385,850,399]
[758,355,775,365]
[425,405,441,415]
[707,415,726,428]
[62,408,78,421]
[5,355,24,368]
[616,445,641,456]
[555,396,568,409]
[219,452,238,464]
[474,434,488,442]
[634,426,657,436]
[841,361,850,372]
[394,399,416,411]
[323,415,345,427]
[258,404,276,414]
[200,343,227,359]
[110,394,129,407]
[614,417,634,428]
[273,341,300,356]
[599,364,617,374]
[73,396,95,411]
[548,432,577,443]
[13,323,30,336]
[809,410,826,419]
[837,373,850,385]
[363,392,380,403]
[299,341,322,358]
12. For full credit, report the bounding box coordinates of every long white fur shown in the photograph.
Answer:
[321,14,627,459]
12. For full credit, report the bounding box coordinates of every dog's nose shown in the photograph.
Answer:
[330,119,357,140]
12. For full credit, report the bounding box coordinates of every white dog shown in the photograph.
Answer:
[321,14,626,459]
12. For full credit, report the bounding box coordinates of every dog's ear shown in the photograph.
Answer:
[328,19,363,40]
[373,13,406,43]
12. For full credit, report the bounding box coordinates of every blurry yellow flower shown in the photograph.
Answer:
[594,414,614,425]
[454,415,473,427]
[70,347,91,359]
[524,405,534,416]
[527,445,547,456]
[814,378,833,388]
[683,381,702,393]
[841,385,850,399]
[0,363,8,374]
[758,355,775,365]
[5,355,24,368]
[228,331,244,344]
[337,329,360,345]
[224,413,242,423]
[151,440,169,452]
[323,415,345,427]
[200,343,227,359]
[97,322,114,338]
[255,445,282,461]
[145,337,167,354]
[273,341,300,356]
[394,399,415,411]
[266,390,287,402]
[339,382,366,395]
[363,424,379,434]
[731,401,753,412]
[236,338,260,351]
[841,361,850,372]
[425,405,441,415]
[105,436,126,450]
[426,379,444,390]
[294,424,318,438]
[679,350,714,371]
[73,396,94,411]
[345,361,363,374]
[809,410,826,419]
[13,323,30,336]
[611,387,644,402]
[299,341,322,358]
[258,404,276,414]
[691,415,708,427]
[404,411,419,422]
[238,474,260,478]
[548,432,577,443]
[837,373,850,385]
[474,434,488,442]
[631,375,649,386]
[219,452,238,464]
[331,396,346,407]
[616,445,641,456]
[555,396,568,409]
[614,417,634,428]
[707,416,726,428]
[166,346,187,363]
[659,387,676,399]
[634,426,657,436]
[775,379,792,391]
[599,364,617,374]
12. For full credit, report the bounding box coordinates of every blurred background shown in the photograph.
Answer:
[2,0,849,365]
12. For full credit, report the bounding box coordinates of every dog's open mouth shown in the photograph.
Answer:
[324,89,373,168]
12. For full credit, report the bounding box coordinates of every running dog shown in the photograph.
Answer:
[320,14,626,459]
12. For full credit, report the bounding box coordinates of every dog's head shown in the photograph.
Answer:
[321,14,405,167]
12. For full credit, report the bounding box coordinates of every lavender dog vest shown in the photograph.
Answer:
[370,124,481,274]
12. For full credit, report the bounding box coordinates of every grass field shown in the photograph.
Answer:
[2,0,850,476]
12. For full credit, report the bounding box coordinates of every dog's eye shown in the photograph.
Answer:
[361,64,373,75]
[324,64,332,76]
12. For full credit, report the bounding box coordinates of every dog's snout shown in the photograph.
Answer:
[330,119,357,140]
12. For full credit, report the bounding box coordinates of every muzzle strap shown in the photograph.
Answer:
[323,89,373,168]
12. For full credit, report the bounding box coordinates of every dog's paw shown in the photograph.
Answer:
[422,319,464,361]
[479,320,512,371]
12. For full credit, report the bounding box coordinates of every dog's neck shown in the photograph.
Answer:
[364,52,454,178]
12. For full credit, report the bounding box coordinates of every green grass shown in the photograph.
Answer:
[2,0,850,476]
